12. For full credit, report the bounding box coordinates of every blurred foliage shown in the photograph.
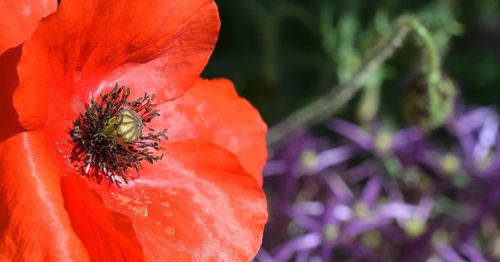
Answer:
[203,0,500,127]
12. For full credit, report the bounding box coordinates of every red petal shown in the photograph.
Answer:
[155,78,268,184]
[0,0,57,54]
[0,132,88,261]
[85,140,268,261]
[14,0,220,130]
[60,173,145,261]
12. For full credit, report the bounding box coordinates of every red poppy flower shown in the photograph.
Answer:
[0,0,268,261]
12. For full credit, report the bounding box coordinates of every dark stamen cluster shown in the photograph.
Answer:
[70,84,167,185]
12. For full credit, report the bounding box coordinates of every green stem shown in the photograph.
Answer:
[267,19,410,146]
[402,15,442,91]
[404,16,441,83]
[267,15,444,146]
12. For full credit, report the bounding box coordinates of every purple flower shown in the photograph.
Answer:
[261,106,500,261]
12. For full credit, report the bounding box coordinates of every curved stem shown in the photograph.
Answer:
[267,15,444,146]
[400,15,450,129]
[267,20,410,146]
[402,16,441,86]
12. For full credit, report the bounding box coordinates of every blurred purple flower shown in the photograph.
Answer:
[260,106,500,261]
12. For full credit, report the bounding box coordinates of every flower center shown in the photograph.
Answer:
[101,109,144,145]
[70,84,167,185]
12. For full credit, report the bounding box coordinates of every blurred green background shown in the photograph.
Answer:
[203,0,500,127]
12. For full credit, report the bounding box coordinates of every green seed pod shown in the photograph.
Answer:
[101,109,144,144]
[403,73,456,129]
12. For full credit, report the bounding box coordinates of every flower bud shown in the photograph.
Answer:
[403,74,456,129]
